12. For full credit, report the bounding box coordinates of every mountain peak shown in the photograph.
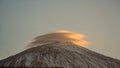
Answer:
[0,43,120,68]
[0,31,120,68]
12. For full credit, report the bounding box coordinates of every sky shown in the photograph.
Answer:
[0,0,120,60]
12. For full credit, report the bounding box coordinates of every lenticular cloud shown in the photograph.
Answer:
[27,30,89,48]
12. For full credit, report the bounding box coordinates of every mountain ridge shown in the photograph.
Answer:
[0,30,120,68]
[0,43,120,68]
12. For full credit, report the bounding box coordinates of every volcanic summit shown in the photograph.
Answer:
[0,30,120,68]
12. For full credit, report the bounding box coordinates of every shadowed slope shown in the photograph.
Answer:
[0,43,120,68]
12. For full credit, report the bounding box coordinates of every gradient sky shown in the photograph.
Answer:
[0,0,120,60]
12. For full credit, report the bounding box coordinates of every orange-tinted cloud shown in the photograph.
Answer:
[28,30,89,48]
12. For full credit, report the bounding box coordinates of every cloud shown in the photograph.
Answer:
[27,30,89,48]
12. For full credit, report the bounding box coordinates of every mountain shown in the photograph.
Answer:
[0,30,120,68]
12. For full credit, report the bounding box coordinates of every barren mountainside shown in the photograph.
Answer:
[0,31,120,68]
[0,43,120,68]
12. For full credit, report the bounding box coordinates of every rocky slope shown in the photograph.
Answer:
[0,43,120,68]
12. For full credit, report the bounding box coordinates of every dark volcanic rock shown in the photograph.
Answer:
[0,31,120,68]
[0,43,120,68]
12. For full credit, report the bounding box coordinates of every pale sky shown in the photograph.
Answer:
[0,0,120,60]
